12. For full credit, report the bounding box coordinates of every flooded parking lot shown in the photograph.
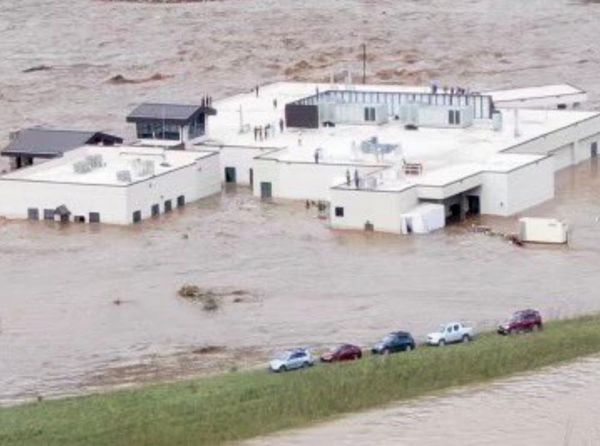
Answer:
[0,0,600,430]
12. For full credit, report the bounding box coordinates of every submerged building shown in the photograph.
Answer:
[0,145,220,224]
[202,82,599,234]
[0,81,597,231]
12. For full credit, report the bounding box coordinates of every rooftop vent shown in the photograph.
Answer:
[360,136,399,155]
[73,154,104,174]
[116,170,132,183]
[130,159,155,178]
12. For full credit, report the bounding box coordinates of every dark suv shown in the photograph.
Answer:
[497,309,543,335]
[371,331,416,355]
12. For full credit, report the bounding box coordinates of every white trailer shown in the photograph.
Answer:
[518,217,568,244]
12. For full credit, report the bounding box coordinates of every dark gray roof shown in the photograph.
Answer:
[126,103,216,124]
[2,128,122,158]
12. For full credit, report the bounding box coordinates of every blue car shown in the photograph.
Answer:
[371,331,416,355]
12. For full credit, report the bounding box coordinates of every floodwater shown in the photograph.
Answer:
[0,0,599,439]
[246,356,600,446]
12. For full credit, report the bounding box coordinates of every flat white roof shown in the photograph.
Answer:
[204,81,596,193]
[1,145,214,186]
[486,84,586,103]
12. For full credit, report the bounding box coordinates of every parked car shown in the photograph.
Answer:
[497,309,543,335]
[371,331,416,355]
[320,344,362,362]
[269,348,314,372]
[427,322,474,346]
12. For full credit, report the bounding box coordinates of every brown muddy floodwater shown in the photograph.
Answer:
[1,0,600,438]
[246,356,600,446]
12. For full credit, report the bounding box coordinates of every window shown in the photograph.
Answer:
[132,210,142,223]
[188,113,205,139]
[136,122,181,141]
[448,110,461,125]
[43,209,55,221]
[364,107,376,122]
[89,212,100,223]
[177,195,185,207]
[453,324,460,331]
[592,142,598,158]
[164,200,172,213]
[27,208,39,220]
[151,204,160,217]
[335,207,344,217]
[74,216,86,223]
[136,123,153,139]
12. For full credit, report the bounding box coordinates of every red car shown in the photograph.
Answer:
[498,309,543,335]
[320,344,362,362]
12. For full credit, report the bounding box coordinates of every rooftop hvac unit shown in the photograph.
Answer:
[116,170,132,183]
[73,160,92,174]
[86,154,104,168]
[73,155,104,174]
[130,159,155,177]
[360,136,399,155]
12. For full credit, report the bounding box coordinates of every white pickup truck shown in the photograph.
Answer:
[426,322,474,346]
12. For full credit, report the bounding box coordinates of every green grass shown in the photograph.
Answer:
[3,315,600,446]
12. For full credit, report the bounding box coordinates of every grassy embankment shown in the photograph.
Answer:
[3,315,600,446]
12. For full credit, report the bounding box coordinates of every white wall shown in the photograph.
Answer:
[203,145,271,185]
[504,113,600,167]
[0,179,128,223]
[479,157,554,216]
[252,157,384,201]
[126,152,221,222]
[0,152,221,225]
[550,144,574,171]
[329,186,419,234]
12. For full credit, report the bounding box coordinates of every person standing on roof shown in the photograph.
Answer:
[354,169,360,189]
[346,169,351,186]
[273,98,278,109]
[279,118,285,133]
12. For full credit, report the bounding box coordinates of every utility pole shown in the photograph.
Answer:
[362,43,367,84]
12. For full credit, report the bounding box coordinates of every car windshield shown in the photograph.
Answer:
[275,352,292,360]
[381,335,395,344]
[438,325,446,333]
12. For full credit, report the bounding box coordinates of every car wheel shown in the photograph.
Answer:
[438,339,446,347]
[462,335,471,343]
[279,366,287,373]
[383,348,390,356]
[405,344,413,352]
[302,361,310,368]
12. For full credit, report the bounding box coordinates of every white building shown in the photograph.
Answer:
[0,145,220,225]
[199,81,600,235]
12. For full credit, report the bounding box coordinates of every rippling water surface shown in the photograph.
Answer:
[1,1,600,439]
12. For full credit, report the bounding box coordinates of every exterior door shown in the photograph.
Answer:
[260,182,272,199]
[225,167,236,183]
[592,142,598,158]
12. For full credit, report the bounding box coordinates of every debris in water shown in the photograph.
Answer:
[107,73,173,85]
[202,295,219,311]
[192,345,225,355]
[178,285,221,311]
[22,65,52,73]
